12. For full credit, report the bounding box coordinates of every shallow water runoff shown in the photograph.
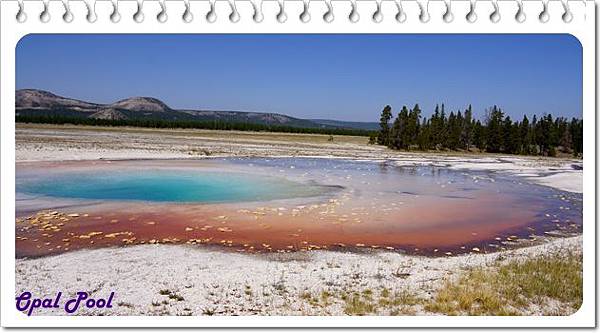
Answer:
[15,158,582,258]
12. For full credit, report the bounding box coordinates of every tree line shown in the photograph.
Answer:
[16,115,373,137]
[374,104,583,157]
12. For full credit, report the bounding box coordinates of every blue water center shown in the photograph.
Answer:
[18,169,331,203]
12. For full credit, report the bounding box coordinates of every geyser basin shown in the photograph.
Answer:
[18,169,331,203]
[16,158,582,258]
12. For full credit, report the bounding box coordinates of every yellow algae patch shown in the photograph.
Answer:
[122,237,137,245]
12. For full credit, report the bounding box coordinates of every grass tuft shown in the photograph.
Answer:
[425,252,583,315]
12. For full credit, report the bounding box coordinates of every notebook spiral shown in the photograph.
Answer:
[13,0,580,24]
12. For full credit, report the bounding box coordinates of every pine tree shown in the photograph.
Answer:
[502,116,514,153]
[417,117,431,150]
[485,106,504,153]
[391,106,410,150]
[439,104,448,148]
[462,105,473,151]
[447,111,461,150]
[431,104,441,148]
[520,115,531,155]
[371,103,582,158]
[407,104,422,148]
[378,105,392,146]
[569,118,583,157]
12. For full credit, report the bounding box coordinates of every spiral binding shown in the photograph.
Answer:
[14,0,578,24]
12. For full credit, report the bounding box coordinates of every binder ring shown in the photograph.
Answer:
[110,0,121,22]
[157,0,167,22]
[466,0,477,22]
[276,0,287,22]
[133,0,144,22]
[40,0,51,22]
[442,0,453,22]
[299,0,310,22]
[229,0,240,22]
[16,0,27,22]
[417,0,430,23]
[394,0,406,22]
[14,0,584,24]
[348,0,359,22]
[372,0,383,22]
[182,0,193,22]
[515,0,526,22]
[322,0,334,22]
[489,0,501,22]
[206,0,217,22]
[539,0,550,22]
[561,0,573,22]
[61,0,74,22]
[86,0,98,22]
[252,0,263,22]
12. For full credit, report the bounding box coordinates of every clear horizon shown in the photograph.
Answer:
[16,34,582,122]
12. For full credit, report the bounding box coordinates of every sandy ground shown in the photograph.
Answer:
[15,236,582,316]
[14,124,584,315]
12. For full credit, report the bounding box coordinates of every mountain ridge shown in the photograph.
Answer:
[16,89,375,131]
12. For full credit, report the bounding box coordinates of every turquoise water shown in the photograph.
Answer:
[18,169,331,203]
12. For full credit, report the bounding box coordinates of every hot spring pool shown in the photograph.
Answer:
[15,158,582,258]
[17,169,333,203]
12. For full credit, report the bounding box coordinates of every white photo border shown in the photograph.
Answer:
[0,0,595,327]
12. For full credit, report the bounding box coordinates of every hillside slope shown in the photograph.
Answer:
[16,89,374,130]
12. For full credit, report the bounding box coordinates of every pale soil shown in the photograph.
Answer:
[15,236,582,316]
[14,124,585,315]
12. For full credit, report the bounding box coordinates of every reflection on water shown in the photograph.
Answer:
[15,158,582,258]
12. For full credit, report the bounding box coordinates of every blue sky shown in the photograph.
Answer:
[16,34,582,122]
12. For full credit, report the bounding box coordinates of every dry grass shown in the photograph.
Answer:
[16,123,370,145]
[341,288,421,315]
[425,252,583,316]
[295,252,582,316]
[298,287,419,316]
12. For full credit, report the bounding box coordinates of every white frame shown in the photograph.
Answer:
[0,0,595,327]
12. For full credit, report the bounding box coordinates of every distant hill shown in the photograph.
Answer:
[16,89,377,131]
[309,119,379,131]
